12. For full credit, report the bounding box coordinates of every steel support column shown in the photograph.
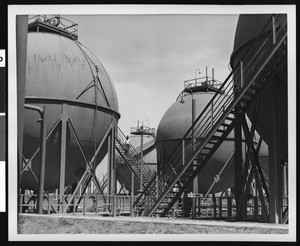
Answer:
[269,84,283,223]
[58,104,68,213]
[140,125,144,191]
[192,98,198,219]
[17,15,28,214]
[234,118,244,221]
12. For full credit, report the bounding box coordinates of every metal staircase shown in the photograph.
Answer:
[115,127,156,194]
[134,14,287,217]
[133,138,156,158]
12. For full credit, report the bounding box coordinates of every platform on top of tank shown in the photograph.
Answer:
[28,16,78,40]
[183,85,223,94]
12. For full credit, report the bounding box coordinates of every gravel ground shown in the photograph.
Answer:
[18,214,288,234]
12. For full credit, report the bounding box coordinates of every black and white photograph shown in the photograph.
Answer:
[3,3,296,242]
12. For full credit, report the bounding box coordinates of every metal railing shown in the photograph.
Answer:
[130,126,156,137]
[116,127,156,187]
[28,15,78,36]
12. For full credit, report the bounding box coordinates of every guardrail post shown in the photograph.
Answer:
[198,197,201,217]
[73,196,76,215]
[172,202,176,218]
[95,195,98,215]
[48,194,50,214]
[219,197,222,218]
[112,195,116,217]
[213,195,217,219]
[227,197,232,217]
[83,195,86,216]
[254,196,258,219]
[19,194,23,213]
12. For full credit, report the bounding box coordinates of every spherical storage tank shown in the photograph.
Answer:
[230,14,287,162]
[21,17,120,192]
[156,85,235,194]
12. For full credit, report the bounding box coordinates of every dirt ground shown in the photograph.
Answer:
[18,214,288,234]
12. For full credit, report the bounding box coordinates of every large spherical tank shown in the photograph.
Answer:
[230,14,288,161]
[156,90,235,194]
[21,31,119,192]
[116,135,157,193]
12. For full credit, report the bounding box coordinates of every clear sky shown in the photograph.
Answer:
[66,14,239,136]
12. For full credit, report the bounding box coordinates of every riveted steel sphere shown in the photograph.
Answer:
[21,31,119,192]
[156,90,235,194]
[230,14,288,161]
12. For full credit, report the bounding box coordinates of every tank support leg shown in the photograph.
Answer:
[234,115,243,221]
[269,84,283,223]
[58,104,68,213]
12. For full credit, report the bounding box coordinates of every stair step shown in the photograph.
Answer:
[241,97,251,103]
[244,91,255,97]
[221,122,231,127]
[249,85,260,90]
[226,116,235,121]
[203,146,213,150]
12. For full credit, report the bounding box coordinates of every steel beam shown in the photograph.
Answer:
[234,117,243,221]
[268,83,283,223]
[58,104,68,213]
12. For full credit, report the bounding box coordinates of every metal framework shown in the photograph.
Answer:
[20,102,119,214]
[132,14,287,223]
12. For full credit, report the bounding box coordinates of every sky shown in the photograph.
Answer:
[66,14,239,136]
[59,14,239,177]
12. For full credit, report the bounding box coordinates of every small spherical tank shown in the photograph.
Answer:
[230,14,288,161]
[21,23,119,192]
[116,134,157,193]
[156,88,235,194]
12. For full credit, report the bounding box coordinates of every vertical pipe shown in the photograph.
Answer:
[59,104,67,213]
[37,105,47,214]
[140,125,144,191]
[206,66,208,83]
[272,15,276,44]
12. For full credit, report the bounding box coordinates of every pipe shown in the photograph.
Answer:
[24,104,46,214]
